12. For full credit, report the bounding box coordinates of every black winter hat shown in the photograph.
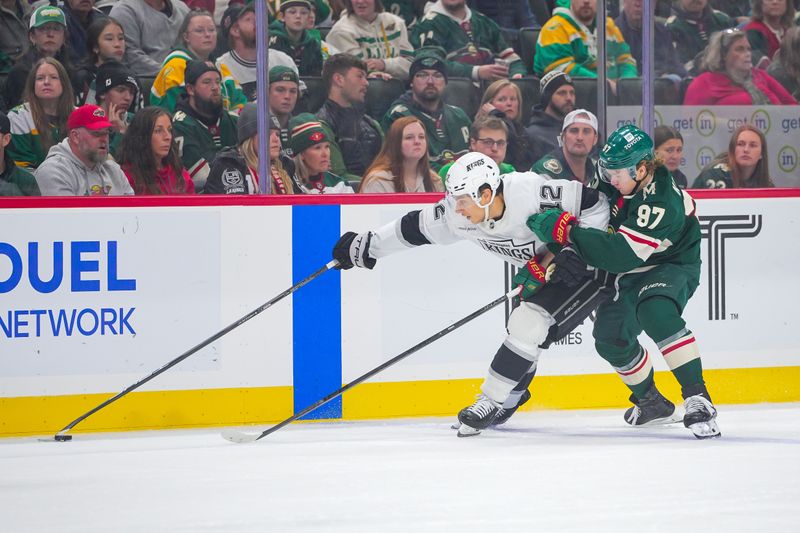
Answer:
[185,60,221,85]
[95,60,139,103]
[539,70,574,108]
[409,47,448,83]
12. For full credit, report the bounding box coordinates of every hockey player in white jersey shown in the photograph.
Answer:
[333,152,612,436]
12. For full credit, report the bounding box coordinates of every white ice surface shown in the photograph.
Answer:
[2,403,799,532]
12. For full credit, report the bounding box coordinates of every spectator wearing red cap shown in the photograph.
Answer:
[7,57,75,171]
[35,104,133,195]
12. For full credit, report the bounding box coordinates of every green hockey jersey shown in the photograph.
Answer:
[269,20,324,76]
[7,103,66,171]
[410,1,526,79]
[570,166,701,273]
[381,91,471,171]
[172,99,239,193]
[535,0,637,78]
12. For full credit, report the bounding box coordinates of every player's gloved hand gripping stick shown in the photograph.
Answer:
[44,260,339,442]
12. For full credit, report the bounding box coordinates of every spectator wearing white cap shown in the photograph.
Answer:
[531,108,598,185]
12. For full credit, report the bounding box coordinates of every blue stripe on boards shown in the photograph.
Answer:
[292,204,342,420]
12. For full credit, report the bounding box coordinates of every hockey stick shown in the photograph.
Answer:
[45,260,340,442]
[221,286,522,443]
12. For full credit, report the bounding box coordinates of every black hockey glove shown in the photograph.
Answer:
[333,231,376,270]
[546,247,590,288]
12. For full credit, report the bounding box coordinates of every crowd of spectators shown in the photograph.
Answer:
[2,0,800,197]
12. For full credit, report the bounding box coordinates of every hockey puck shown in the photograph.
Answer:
[54,435,72,442]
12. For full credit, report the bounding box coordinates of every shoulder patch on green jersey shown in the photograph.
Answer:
[174,111,187,122]
[543,158,562,174]
[390,104,408,115]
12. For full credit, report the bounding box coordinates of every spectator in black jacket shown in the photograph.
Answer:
[316,54,384,179]
[62,0,107,66]
[523,70,576,167]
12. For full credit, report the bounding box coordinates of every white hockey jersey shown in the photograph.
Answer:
[369,171,610,268]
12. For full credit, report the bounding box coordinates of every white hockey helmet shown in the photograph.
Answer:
[445,152,502,208]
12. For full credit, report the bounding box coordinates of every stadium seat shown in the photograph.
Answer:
[443,77,481,120]
[296,76,327,114]
[518,27,541,74]
[365,77,406,121]
[137,76,155,106]
[615,77,681,106]
[530,0,552,26]
[571,77,617,114]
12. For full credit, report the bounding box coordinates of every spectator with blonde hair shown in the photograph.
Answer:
[692,124,773,188]
[359,115,442,193]
[290,113,354,193]
[683,28,797,105]
[477,79,535,170]
[7,57,74,171]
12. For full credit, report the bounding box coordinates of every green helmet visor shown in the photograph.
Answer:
[597,159,637,183]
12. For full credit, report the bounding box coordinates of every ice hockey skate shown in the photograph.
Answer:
[492,389,532,426]
[624,384,681,426]
[683,392,721,439]
[456,394,502,437]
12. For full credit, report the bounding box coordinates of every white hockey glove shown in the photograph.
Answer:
[332,231,376,270]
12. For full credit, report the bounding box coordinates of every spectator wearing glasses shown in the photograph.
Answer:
[151,9,246,113]
[109,0,191,77]
[382,49,471,170]
[531,109,598,185]
[268,0,324,76]
[683,28,797,105]
[4,6,76,111]
[35,104,133,195]
[438,115,515,183]
[359,115,442,193]
[7,57,74,172]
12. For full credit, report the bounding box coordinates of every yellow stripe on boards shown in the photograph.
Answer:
[1,366,797,437]
[342,366,800,419]
[0,386,292,438]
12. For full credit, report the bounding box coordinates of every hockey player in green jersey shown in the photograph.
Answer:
[527,125,721,439]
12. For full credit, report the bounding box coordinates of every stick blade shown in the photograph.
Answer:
[220,429,260,444]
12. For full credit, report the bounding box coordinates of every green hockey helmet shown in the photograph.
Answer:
[597,125,654,183]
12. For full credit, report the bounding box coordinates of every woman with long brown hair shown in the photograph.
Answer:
[359,115,442,193]
[117,106,194,195]
[692,124,773,189]
[7,57,75,171]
